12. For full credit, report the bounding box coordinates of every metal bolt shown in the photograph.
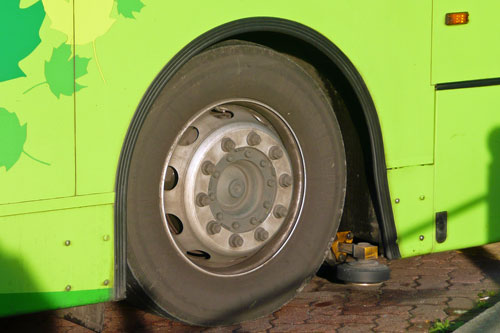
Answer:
[247,131,262,146]
[65,285,71,291]
[267,179,275,187]
[232,222,240,230]
[263,201,272,209]
[419,235,425,241]
[196,193,211,207]
[202,161,216,175]
[216,212,224,220]
[254,227,269,242]
[213,171,220,179]
[395,198,400,204]
[221,137,236,152]
[250,217,259,225]
[206,221,221,235]
[269,146,284,160]
[103,279,110,286]
[279,174,293,188]
[226,155,234,162]
[273,205,288,219]
[244,150,253,158]
[346,232,354,240]
[64,240,71,246]
[103,235,110,241]
[229,234,244,248]
[419,195,425,200]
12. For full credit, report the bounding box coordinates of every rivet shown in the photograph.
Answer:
[213,171,220,179]
[244,150,252,158]
[103,235,110,241]
[419,235,425,241]
[267,179,275,187]
[254,227,269,242]
[103,279,110,286]
[263,201,272,209]
[269,146,284,160]
[247,131,262,146]
[206,221,222,235]
[202,161,216,175]
[216,212,224,220]
[273,205,288,219]
[250,217,259,225]
[232,222,240,230]
[395,198,400,204]
[64,240,71,246]
[260,160,268,168]
[221,137,236,152]
[419,195,425,200]
[226,155,234,162]
[279,174,293,188]
[229,234,244,248]
[65,285,71,291]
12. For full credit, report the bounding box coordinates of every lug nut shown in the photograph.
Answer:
[206,221,222,235]
[247,131,262,146]
[267,179,275,187]
[196,193,211,207]
[232,222,240,230]
[273,205,288,218]
[269,146,284,160]
[221,137,236,152]
[263,201,272,209]
[202,161,216,175]
[255,227,269,242]
[229,234,244,248]
[279,174,293,188]
[250,217,259,225]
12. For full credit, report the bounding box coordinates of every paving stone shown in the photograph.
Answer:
[337,323,377,332]
[269,323,339,332]
[448,297,476,310]
[272,306,310,324]
[410,305,447,324]
[374,314,411,332]
[237,317,273,333]
[415,275,449,290]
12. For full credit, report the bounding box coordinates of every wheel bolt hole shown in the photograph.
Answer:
[164,166,179,191]
[166,214,183,235]
[178,126,199,146]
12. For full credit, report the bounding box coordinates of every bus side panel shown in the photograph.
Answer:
[74,0,434,196]
[434,85,500,252]
[0,1,75,204]
[0,204,114,316]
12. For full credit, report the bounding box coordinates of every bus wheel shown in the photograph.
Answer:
[125,41,346,326]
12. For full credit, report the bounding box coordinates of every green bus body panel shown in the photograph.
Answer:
[387,166,434,257]
[0,0,75,205]
[75,0,434,198]
[434,85,500,252]
[432,1,500,84]
[0,204,114,316]
[0,289,111,317]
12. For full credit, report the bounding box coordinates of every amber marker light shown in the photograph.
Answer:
[445,12,469,25]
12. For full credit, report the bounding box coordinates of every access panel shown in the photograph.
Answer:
[434,85,500,252]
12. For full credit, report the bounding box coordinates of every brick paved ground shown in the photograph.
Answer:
[2,243,500,332]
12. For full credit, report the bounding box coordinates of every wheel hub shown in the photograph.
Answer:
[162,101,302,270]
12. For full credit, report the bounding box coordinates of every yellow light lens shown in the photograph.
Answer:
[446,12,469,25]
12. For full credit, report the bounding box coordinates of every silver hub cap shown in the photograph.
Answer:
[162,100,302,273]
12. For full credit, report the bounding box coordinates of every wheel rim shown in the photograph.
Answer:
[161,99,304,275]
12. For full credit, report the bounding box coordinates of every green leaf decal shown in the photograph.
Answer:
[0,0,45,82]
[116,0,144,19]
[40,43,90,98]
[0,108,50,171]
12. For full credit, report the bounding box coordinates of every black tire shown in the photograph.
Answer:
[126,41,346,326]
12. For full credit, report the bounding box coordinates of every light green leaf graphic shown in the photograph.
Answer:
[0,0,45,82]
[116,0,144,19]
[24,43,90,97]
[0,108,50,171]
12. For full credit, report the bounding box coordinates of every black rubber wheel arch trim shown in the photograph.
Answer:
[114,17,401,298]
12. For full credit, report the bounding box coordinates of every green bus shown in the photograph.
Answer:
[1,0,500,326]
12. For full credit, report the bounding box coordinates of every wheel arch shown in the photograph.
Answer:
[115,17,400,297]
